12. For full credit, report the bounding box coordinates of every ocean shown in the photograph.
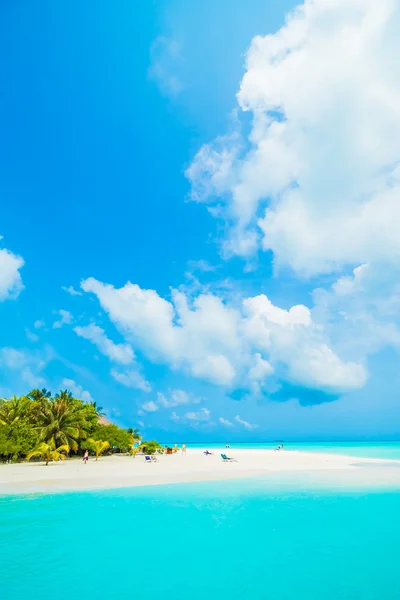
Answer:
[1,461,400,599]
[184,441,400,460]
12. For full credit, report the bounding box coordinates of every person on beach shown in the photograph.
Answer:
[182,444,186,455]
[83,450,89,464]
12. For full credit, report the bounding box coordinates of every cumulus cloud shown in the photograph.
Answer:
[74,324,135,365]
[235,415,258,430]
[61,378,93,402]
[140,400,159,413]
[0,244,24,301]
[53,310,73,329]
[187,0,400,276]
[110,368,151,392]
[80,277,367,395]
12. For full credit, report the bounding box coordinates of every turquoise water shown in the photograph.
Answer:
[2,477,400,599]
[184,441,400,460]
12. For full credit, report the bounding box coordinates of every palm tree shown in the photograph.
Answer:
[28,388,52,402]
[0,395,31,425]
[127,427,142,446]
[26,441,70,466]
[89,401,105,417]
[87,438,110,460]
[36,392,90,452]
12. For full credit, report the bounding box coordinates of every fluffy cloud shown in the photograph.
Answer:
[61,378,93,402]
[0,244,24,301]
[242,295,367,391]
[53,309,73,329]
[140,400,159,413]
[80,277,366,395]
[110,368,151,392]
[81,277,241,387]
[74,324,135,365]
[157,389,195,408]
[187,0,400,276]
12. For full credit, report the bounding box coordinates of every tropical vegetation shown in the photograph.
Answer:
[86,438,110,460]
[0,388,143,464]
[27,441,70,466]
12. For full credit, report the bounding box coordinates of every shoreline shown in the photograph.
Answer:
[1,448,400,496]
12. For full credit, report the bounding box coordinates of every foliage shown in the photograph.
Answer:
[0,421,39,462]
[0,389,143,462]
[86,438,110,460]
[35,392,92,452]
[138,440,164,455]
[91,424,133,451]
[27,441,70,466]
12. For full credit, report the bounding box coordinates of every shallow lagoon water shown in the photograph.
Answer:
[1,475,400,599]
[186,441,400,460]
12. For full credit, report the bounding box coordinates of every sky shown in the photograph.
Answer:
[1,0,400,442]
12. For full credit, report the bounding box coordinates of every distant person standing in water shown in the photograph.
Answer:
[226,444,230,449]
[83,450,89,464]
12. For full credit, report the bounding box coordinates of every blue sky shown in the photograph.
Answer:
[1,0,400,441]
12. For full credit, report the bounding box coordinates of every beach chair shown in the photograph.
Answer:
[221,453,237,462]
[151,455,158,462]
[145,455,152,463]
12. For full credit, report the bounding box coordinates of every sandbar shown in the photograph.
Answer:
[1,448,400,495]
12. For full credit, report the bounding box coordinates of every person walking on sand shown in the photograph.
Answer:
[83,449,89,464]
[182,444,186,455]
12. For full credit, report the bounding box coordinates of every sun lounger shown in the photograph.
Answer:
[145,455,152,463]
[221,453,237,462]
[151,456,158,462]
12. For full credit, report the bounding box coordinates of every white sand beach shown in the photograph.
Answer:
[1,448,400,495]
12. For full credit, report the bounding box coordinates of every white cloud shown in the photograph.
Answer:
[157,389,195,408]
[34,320,45,329]
[62,285,82,296]
[185,407,211,421]
[110,368,151,392]
[0,347,47,389]
[140,400,159,413]
[81,277,241,387]
[242,294,367,392]
[80,277,366,394]
[0,245,24,301]
[187,0,400,277]
[74,323,134,365]
[235,415,258,431]
[53,309,73,329]
[219,417,234,427]
[61,378,93,403]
